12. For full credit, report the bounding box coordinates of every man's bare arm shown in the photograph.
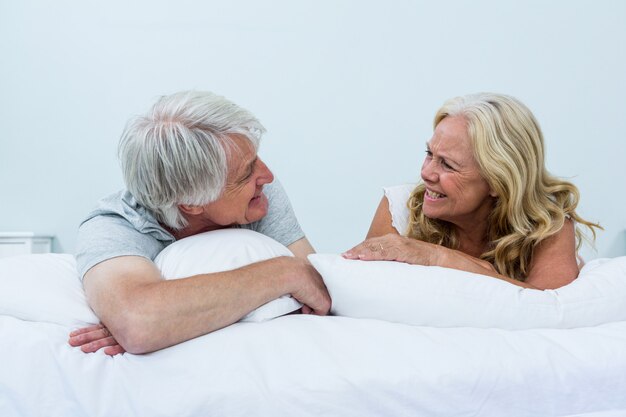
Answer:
[81,255,330,354]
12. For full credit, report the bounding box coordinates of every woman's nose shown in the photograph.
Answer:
[421,158,438,183]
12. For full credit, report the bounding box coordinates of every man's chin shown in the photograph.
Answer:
[244,210,267,224]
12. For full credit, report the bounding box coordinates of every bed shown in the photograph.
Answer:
[1,229,625,417]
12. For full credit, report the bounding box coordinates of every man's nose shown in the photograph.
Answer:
[257,158,274,184]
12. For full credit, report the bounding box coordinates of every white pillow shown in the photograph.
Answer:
[154,229,302,322]
[308,254,626,329]
[0,253,99,327]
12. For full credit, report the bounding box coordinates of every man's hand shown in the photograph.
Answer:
[285,237,330,314]
[281,256,331,315]
[68,323,126,356]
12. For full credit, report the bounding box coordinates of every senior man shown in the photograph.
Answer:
[69,91,330,355]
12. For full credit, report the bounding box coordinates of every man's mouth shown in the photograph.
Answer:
[250,190,264,203]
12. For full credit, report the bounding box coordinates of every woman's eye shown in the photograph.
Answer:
[441,160,454,170]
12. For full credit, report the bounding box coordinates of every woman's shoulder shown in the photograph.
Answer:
[383,184,417,236]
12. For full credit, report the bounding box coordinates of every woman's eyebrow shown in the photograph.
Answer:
[425,142,462,167]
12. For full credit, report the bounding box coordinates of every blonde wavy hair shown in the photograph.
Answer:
[407,93,601,281]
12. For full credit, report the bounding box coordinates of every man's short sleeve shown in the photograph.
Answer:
[75,214,168,280]
[244,180,305,247]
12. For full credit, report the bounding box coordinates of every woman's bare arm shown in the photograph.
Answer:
[346,197,582,290]
[524,219,579,289]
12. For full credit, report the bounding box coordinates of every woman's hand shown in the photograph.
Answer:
[68,323,126,356]
[344,234,541,289]
[342,233,443,266]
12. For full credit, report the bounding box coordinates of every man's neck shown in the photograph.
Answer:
[164,217,228,240]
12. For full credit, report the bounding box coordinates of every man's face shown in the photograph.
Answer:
[198,135,274,227]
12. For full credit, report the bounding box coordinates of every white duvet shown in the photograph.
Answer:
[2,314,626,417]
[1,229,625,417]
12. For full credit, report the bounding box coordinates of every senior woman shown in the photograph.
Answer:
[343,93,600,290]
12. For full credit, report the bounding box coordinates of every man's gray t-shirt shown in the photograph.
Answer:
[75,180,304,279]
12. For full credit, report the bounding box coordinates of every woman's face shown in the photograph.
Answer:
[420,116,495,230]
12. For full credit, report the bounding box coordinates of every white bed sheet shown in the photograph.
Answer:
[2,313,626,417]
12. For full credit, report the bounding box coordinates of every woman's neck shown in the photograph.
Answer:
[454,222,490,258]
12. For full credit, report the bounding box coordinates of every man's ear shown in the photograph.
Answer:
[179,204,204,215]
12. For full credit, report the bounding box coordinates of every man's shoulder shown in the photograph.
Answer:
[76,190,174,278]
[82,189,135,221]
[80,190,174,242]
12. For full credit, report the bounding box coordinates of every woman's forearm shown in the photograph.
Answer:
[433,246,538,289]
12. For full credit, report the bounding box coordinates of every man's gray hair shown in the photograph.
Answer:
[118,90,265,230]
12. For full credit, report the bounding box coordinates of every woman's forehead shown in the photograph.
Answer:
[429,116,474,160]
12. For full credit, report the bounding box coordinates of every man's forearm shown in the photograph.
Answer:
[84,256,309,354]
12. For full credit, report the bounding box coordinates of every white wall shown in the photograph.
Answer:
[1,0,625,259]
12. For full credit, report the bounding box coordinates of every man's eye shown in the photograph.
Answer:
[241,171,253,182]
[425,150,433,158]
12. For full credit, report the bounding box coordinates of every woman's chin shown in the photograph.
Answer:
[422,206,439,220]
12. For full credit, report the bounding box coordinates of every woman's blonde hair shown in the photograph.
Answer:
[407,93,601,280]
